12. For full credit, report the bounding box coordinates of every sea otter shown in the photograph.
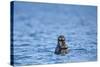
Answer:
[55,35,68,55]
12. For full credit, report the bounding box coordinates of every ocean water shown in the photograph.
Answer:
[11,1,97,66]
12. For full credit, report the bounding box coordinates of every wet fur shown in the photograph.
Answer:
[55,35,68,55]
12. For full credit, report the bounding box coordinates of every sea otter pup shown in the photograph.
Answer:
[55,35,68,55]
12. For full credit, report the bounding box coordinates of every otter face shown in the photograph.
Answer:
[58,35,65,41]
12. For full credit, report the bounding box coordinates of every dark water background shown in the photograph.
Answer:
[12,1,97,66]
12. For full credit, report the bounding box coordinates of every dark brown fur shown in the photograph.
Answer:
[55,35,68,55]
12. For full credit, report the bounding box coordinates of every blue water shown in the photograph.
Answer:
[12,1,97,66]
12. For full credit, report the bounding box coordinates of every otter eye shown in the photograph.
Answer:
[62,38,65,40]
[58,37,65,41]
[59,38,62,40]
[58,38,61,40]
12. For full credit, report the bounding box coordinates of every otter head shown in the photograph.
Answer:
[58,35,66,47]
[58,35,65,41]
